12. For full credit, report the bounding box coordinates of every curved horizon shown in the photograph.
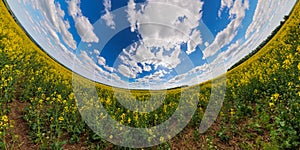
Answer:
[4,0,297,89]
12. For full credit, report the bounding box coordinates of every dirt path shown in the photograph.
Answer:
[8,100,38,150]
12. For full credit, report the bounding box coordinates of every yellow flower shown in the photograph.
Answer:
[134,114,139,121]
[269,102,275,108]
[160,136,164,142]
[39,99,43,105]
[254,89,258,94]
[272,93,280,101]
[128,117,131,124]
[121,113,126,120]
[37,87,42,92]
[68,93,74,99]
[298,62,300,70]
[109,135,113,139]
[298,91,300,97]
[106,98,111,105]
[1,115,8,122]
[220,111,224,117]
[230,108,235,116]
[58,116,64,121]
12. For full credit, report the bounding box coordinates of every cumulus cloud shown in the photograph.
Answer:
[126,0,204,52]
[118,64,137,78]
[67,0,99,43]
[101,0,116,29]
[218,0,234,17]
[203,0,249,58]
[97,56,106,66]
[126,0,138,32]
[117,43,181,79]
[28,0,77,50]
[94,49,100,55]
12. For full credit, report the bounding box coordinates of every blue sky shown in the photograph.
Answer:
[6,0,297,89]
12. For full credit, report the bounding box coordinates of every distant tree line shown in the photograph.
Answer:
[227,15,290,71]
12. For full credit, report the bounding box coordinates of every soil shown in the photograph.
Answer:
[8,99,38,149]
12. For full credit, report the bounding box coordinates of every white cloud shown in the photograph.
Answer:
[211,0,296,71]
[94,49,100,55]
[97,56,106,66]
[117,43,182,79]
[104,65,115,72]
[126,0,204,53]
[126,0,137,32]
[118,64,137,78]
[101,0,116,29]
[245,0,295,39]
[30,0,77,50]
[67,0,99,43]
[203,0,249,58]
[187,30,202,54]
[218,0,234,17]
[136,70,167,82]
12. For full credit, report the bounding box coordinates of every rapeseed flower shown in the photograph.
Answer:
[1,115,8,122]
[269,102,275,108]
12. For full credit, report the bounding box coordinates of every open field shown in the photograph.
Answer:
[0,0,299,149]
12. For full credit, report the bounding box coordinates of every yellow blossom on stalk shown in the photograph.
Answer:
[68,92,74,99]
[121,113,125,120]
[106,97,111,105]
[1,115,8,122]
[271,93,280,101]
[160,136,164,142]
[57,94,62,99]
[298,91,300,97]
[128,117,131,124]
[230,109,235,116]
[220,111,224,117]
[64,106,69,112]
[41,94,46,99]
[58,116,64,121]
[163,105,167,113]
[298,62,300,70]
[134,113,138,121]
[37,87,42,92]
[269,102,275,108]
[254,89,258,94]
[39,99,43,105]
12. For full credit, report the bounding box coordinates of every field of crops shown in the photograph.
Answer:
[0,0,299,149]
